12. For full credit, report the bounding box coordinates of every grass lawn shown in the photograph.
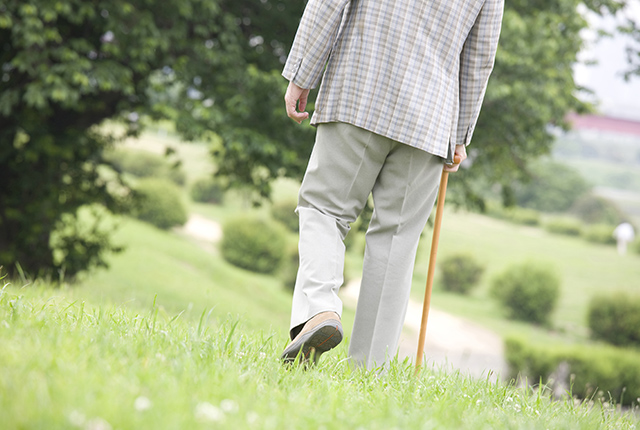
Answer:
[2,285,638,429]
[411,210,640,344]
[115,130,640,350]
[3,127,640,425]
[71,215,358,345]
[73,217,293,334]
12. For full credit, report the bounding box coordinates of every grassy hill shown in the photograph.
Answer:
[4,129,639,427]
[73,217,293,334]
[2,281,639,429]
[111,129,640,350]
[411,210,640,344]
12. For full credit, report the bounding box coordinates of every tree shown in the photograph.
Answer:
[446,0,624,209]
[513,159,591,212]
[622,12,640,79]
[0,0,628,278]
[0,0,313,278]
[165,0,316,197]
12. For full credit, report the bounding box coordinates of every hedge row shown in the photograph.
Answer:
[490,205,633,249]
[542,217,617,245]
[505,337,640,406]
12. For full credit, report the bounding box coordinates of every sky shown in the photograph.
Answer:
[573,2,640,120]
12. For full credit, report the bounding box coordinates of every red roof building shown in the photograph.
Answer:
[566,113,640,137]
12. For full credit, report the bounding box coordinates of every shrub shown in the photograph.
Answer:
[133,178,188,229]
[190,177,225,204]
[503,207,541,226]
[221,217,286,274]
[588,292,640,347]
[543,216,582,236]
[581,224,616,245]
[513,160,590,212]
[505,336,640,406]
[570,194,623,225]
[271,199,299,232]
[490,261,560,324]
[105,148,185,185]
[50,204,122,279]
[439,253,484,295]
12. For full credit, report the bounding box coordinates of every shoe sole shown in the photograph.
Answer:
[280,321,343,364]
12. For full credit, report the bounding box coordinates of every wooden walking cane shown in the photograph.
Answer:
[415,155,461,373]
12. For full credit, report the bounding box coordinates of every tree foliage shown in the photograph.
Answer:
[512,159,591,212]
[0,0,630,277]
[448,0,624,209]
[0,0,311,278]
[622,10,640,79]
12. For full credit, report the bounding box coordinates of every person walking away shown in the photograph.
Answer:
[280,0,504,369]
[613,222,635,255]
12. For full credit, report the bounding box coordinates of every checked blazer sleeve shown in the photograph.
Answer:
[457,0,503,147]
[282,0,351,89]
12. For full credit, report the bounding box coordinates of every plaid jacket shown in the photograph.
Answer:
[283,0,504,159]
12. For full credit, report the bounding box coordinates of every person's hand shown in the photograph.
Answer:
[443,144,467,172]
[284,81,311,124]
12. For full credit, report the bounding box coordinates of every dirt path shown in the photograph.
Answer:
[179,214,507,380]
[341,279,507,380]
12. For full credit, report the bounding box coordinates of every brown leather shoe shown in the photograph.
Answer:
[281,312,343,365]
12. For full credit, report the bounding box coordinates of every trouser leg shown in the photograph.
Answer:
[289,122,389,338]
[348,141,442,369]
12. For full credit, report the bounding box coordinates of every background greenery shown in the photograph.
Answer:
[3,285,639,429]
[1,129,640,426]
[2,0,636,278]
[3,0,640,426]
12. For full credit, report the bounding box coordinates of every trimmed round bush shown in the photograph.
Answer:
[439,253,484,295]
[588,292,640,347]
[570,194,623,225]
[221,217,286,274]
[271,199,299,232]
[504,207,541,226]
[133,178,188,229]
[190,177,225,204]
[105,148,185,185]
[581,224,616,245]
[543,216,582,236]
[491,261,560,324]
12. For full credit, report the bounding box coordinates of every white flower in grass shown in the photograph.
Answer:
[134,396,153,411]
[195,402,224,422]
[68,410,86,427]
[246,412,259,425]
[259,352,267,359]
[220,399,239,414]
[84,417,112,430]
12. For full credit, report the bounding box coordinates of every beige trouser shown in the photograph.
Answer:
[290,122,443,369]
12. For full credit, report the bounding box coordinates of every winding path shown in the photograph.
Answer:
[178,214,507,380]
